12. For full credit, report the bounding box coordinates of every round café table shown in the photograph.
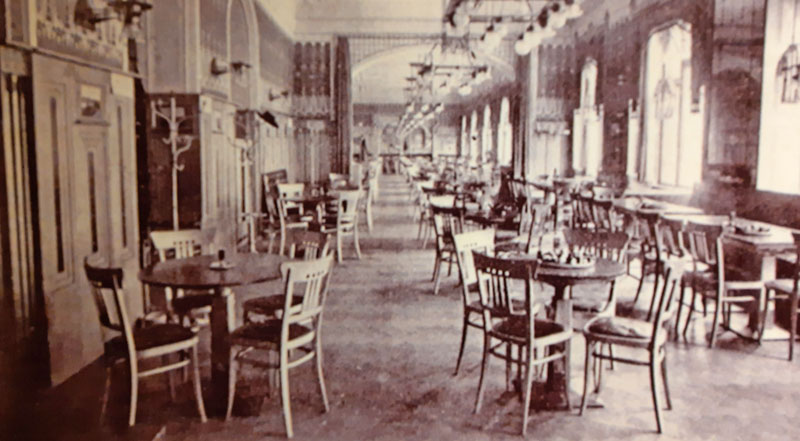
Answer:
[139,252,288,416]
[496,254,626,409]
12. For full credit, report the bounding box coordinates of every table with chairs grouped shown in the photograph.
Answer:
[85,160,381,438]
[398,155,800,436]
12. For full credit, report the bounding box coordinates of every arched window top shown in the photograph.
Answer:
[499,97,510,126]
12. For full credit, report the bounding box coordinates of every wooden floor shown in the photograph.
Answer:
[18,174,800,440]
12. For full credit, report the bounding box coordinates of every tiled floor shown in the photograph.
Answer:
[18,174,800,440]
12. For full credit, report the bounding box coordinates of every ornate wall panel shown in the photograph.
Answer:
[200,0,229,96]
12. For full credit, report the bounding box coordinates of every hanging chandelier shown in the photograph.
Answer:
[444,0,584,56]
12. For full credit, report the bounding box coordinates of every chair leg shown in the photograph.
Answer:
[646,266,662,321]
[453,315,470,376]
[674,282,687,340]
[432,254,444,295]
[128,360,139,427]
[709,292,723,348]
[757,288,768,344]
[225,352,237,421]
[431,253,441,282]
[336,232,343,264]
[579,341,592,416]
[505,343,512,392]
[354,227,362,260]
[279,351,294,438]
[366,201,373,232]
[99,365,112,424]
[594,347,604,394]
[632,261,648,308]
[790,291,799,361]
[521,345,535,436]
[166,355,176,401]
[474,334,491,414]
[606,344,615,371]
[447,254,453,276]
[661,354,672,411]
[315,336,330,412]
[191,347,208,423]
[649,354,664,434]
[683,288,696,339]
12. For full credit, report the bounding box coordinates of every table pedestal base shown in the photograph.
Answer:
[210,288,235,416]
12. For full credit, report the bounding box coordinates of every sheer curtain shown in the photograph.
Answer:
[757,0,800,194]
[640,21,702,187]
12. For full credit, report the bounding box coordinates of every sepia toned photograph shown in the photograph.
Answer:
[1,0,798,439]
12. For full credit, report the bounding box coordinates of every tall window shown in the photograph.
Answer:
[497,97,512,167]
[757,0,800,194]
[469,110,479,161]
[481,104,492,163]
[640,21,702,186]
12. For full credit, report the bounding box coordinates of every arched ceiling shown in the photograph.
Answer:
[353,43,517,105]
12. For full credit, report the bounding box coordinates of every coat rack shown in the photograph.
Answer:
[151,96,196,230]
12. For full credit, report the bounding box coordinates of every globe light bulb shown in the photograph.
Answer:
[421,103,430,112]
[452,9,470,28]
[566,2,583,19]
[514,35,532,55]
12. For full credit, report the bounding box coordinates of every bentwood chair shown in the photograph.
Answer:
[765,232,800,360]
[328,173,349,190]
[149,229,214,328]
[563,229,631,323]
[243,230,331,324]
[472,252,572,436]
[452,229,495,376]
[316,189,362,263]
[227,255,335,438]
[85,260,206,427]
[677,222,766,347]
[431,204,465,295]
[579,263,676,434]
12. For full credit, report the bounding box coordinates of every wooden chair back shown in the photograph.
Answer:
[658,216,687,259]
[592,199,615,232]
[472,251,538,320]
[329,173,349,190]
[285,230,330,260]
[335,190,361,226]
[432,205,464,250]
[84,260,136,362]
[685,221,722,269]
[563,228,601,255]
[277,183,305,200]
[573,194,594,228]
[150,229,206,261]
[280,254,335,329]
[525,203,551,252]
[651,263,678,349]
[453,229,496,287]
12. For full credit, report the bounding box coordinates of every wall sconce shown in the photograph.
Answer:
[231,61,252,74]
[211,57,230,76]
[257,110,280,128]
[108,0,152,38]
[268,89,290,101]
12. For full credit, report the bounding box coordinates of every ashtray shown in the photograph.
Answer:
[734,225,771,237]
[637,202,666,211]
[209,260,235,270]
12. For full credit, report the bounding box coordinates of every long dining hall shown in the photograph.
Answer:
[3,0,800,440]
